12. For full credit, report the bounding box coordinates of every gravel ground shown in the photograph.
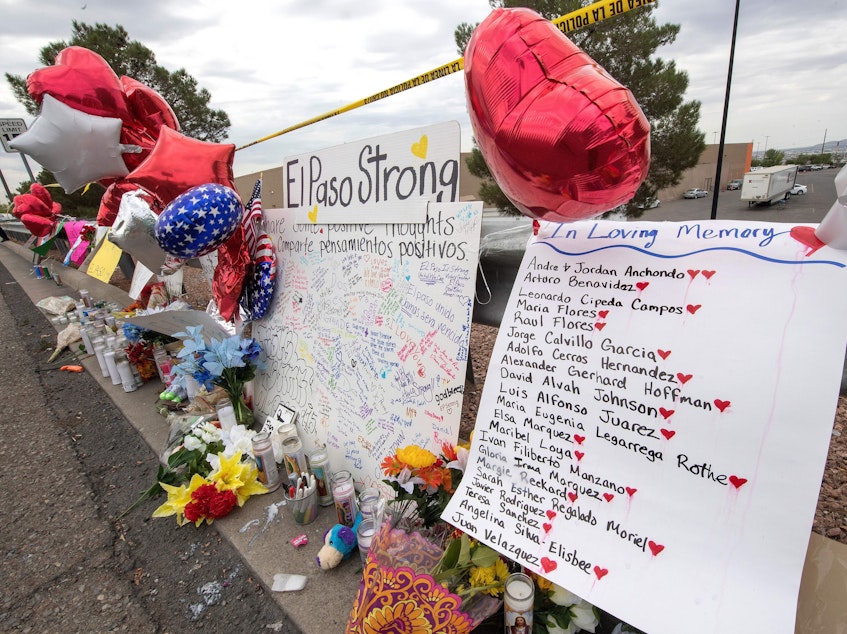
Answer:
[142,265,847,547]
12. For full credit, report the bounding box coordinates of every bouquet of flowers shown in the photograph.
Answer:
[172,325,264,426]
[118,414,264,520]
[529,572,600,634]
[347,441,506,633]
[121,323,174,382]
[152,450,268,526]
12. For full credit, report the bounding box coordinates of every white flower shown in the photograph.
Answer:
[570,600,599,632]
[390,467,426,494]
[446,446,469,472]
[546,585,599,634]
[549,585,580,607]
[183,435,205,452]
[224,424,257,459]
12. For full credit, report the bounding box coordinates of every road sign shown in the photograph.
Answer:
[0,118,27,153]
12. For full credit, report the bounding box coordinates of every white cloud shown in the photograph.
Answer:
[1,0,844,197]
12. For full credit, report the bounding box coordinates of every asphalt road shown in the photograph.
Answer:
[636,167,839,224]
[0,254,300,633]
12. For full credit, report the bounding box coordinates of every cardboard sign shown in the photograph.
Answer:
[253,200,482,487]
[281,121,460,222]
[85,231,122,283]
[443,219,847,634]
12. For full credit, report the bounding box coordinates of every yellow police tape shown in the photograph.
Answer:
[236,0,656,151]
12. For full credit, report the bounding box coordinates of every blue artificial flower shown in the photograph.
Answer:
[122,323,144,343]
[173,325,208,359]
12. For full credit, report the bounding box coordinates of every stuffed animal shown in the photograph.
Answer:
[316,514,363,570]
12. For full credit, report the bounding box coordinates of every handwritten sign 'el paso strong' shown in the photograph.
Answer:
[443,219,847,634]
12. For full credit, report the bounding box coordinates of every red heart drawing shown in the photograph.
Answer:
[603,493,614,502]
[648,541,665,556]
[657,349,671,360]
[714,399,731,412]
[686,304,702,314]
[702,270,716,279]
[729,475,747,489]
[546,510,557,520]
[594,566,609,580]
[677,373,693,384]
[625,487,637,497]
[463,7,650,222]
[659,407,674,420]
[660,428,675,440]
[636,281,649,291]
[790,225,826,256]
[598,310,609,318]
[687,269,700,278]
[574,434,585,445]
[543,522,553,532]
[541,557,558,573]
[575,451,584,461]
[567,492,578,502]
[595,322,606,331]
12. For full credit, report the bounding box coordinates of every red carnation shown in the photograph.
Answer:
[207,489,237,519]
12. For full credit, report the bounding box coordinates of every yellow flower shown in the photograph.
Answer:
[469,565,495,589]
[535,575,554,593]
[152,473,207,526]
[362,600,431,634]
[494,558,510,584]
[208,451,268,506]
[396,445,437,469]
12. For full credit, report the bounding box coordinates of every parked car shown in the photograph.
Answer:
[683,188,709,199]
[727,179,742,190]
[789,184,807,195]
[798,165,812,172]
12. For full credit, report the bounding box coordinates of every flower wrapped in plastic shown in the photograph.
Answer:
[346,442,506,633]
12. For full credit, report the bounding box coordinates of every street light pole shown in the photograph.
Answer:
[711,0,741,220]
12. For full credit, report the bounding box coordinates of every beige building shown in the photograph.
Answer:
[657,142,752,200]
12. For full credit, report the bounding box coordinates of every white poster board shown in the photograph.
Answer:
[251,119,479,486]
[443,219,847,634]
[253,201,482,486]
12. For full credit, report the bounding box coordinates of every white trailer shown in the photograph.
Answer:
[740,165,798,206]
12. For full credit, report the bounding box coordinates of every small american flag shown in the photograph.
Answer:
[242,177,263,258]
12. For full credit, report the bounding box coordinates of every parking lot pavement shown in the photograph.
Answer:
[636,168,839,224]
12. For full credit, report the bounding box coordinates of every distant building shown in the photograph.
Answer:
[656,142,752,201]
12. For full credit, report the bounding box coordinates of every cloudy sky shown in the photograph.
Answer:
[1,0,845,197]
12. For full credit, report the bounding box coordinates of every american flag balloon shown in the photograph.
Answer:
[239,178,277,320]
[154,183,242,259]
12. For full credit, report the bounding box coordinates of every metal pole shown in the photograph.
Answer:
[711,0,741,220]
[19,153,35,183]
[820,128,827,155]
[0,167,13,203]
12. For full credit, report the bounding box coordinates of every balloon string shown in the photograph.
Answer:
[235,0,655,151]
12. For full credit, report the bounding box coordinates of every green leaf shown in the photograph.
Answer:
[470,544,499,568]
[457,534,472,567]
[439,536,462,571]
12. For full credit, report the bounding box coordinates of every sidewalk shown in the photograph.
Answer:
[0,240,360,633]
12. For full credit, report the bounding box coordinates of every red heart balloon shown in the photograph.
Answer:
[465,8,650,222]
[120,75,180,137]
[27,46,132,124]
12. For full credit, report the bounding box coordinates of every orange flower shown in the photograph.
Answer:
[417,466,445,490]
[441,442,459,462]
[381,453,404,476]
